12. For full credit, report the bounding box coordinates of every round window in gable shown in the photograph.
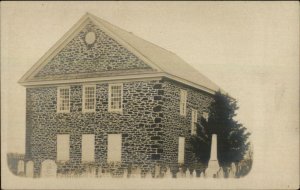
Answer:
[85,32,96,45]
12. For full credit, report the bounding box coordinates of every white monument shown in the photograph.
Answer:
[205,134,220,178]
[25,161,34,177]
[41,160,57,178]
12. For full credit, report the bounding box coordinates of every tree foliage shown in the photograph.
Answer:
[190,90,251,167]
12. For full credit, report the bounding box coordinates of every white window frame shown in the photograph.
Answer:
[180,89,187,116]
[107,134,122,163]
[178,137,185,164]
[57,134,70,162]
[82,84,96,113]
[203,112,209,121]
[81,134,95,162]
[108,83,123,113]
[57,86,70,113]
[191,109,198,135]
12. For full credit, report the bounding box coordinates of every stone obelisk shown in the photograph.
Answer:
[205,134,220,178]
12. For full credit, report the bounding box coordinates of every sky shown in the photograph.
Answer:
[1,1,299,188]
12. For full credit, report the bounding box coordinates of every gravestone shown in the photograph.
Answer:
[217,167,224,178]
[136,167,141,178]
[176,168,183,178]
[25,161,34,177]
[145,171,152,178]
[192,170,196,178]
[154,165,160,178]
[185,168,190,178]
[228,168,234,178]
[200,171,204,178]
[102,170,110,178]
[130,166,141,178]
[123,169,128,178]
[41,160,57,178]
[231,163,236,176]
[97,166,102,178]
[17,160,25,175]
[165,167,172,178]
[86,166,96,178]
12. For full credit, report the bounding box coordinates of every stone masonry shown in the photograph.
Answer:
[22,16,215,177]
[34,21,153,81]
[162,79,213,171]
[25,79,213,177]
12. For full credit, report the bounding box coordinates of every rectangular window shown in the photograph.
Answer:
[57,87,70,113]
[107,134,122,162]
[82,134,95,162]
[178,137,185,164]
[108,84,123,112]
[57,134,70,161]
[203,112,209,121]
[180,89,187,116]
[191,109,198,135]
[83,85,96,112]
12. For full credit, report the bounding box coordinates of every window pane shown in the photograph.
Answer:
[58,87,70,112]
[180,90,187,115]
[83,86,95,111]
[109,84,122,111]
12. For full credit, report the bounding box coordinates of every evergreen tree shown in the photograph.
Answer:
[190,90,251,167]
[189,117,211,165]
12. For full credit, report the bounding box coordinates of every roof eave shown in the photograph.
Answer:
[19,72,217,95]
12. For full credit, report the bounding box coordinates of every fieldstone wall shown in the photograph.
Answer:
[25,77,213,177]
[26,80,165,177]
[161,79,213,171]
[33,21,153,80]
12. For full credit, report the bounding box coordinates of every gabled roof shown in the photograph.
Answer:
[19,13,221,94]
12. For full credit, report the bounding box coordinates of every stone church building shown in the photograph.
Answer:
[19,13,220,177]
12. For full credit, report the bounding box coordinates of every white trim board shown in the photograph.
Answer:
[20,72,216,95]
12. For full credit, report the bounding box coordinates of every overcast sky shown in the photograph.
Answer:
[1,2,299,188]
